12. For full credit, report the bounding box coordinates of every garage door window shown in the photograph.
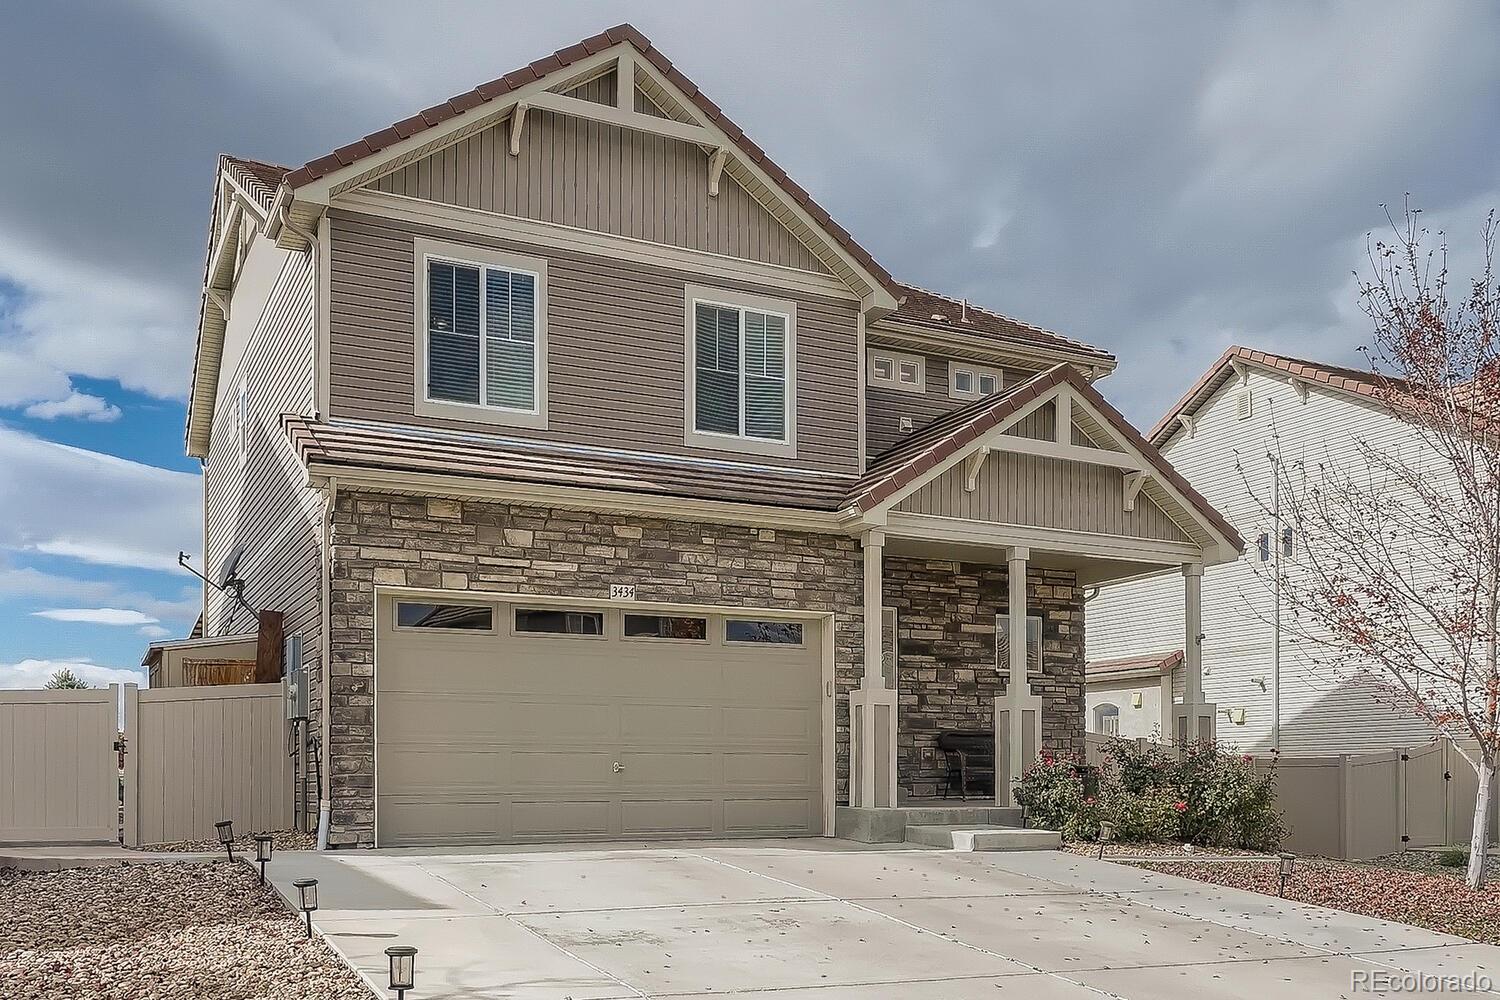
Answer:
[725,619,804,645]
[623,615,708,640]
[395,602,493,631]
[514,608,605,636]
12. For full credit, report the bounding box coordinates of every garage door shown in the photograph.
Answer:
[375,596,825,846]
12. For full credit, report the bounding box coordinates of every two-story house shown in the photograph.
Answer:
[1086,347,1438,754]
[185,24,1239,848]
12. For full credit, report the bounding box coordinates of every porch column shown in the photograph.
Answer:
[997,547,1042,807]
[1172,563,1216,744]
[849,530,896,808]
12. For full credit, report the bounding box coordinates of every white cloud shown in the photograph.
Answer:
[23,391,122,422]
[31,607,159,626]
[0,425,200,573]
[138,624,172,639]
[0,233,192,408]
[0,563,199,624]
[0,658,143,690]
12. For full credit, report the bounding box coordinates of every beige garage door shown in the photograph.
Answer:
[376,596,825,846]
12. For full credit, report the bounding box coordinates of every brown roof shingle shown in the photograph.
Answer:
[889,284,1114,365]
[1087,650,1183,677]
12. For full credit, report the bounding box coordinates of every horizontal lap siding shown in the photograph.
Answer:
[369,108,830,274]
[203,252,321,668]
[897,452,1192,542]
[328,209,860,474]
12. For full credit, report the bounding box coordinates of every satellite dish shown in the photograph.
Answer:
[219,543,245,587]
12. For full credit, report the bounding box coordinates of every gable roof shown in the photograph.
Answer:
[222,154,289,215]
[278,23,897,302]
[1150,346,1391,449]
[887,284,1115,366]
[847,364,1243,553]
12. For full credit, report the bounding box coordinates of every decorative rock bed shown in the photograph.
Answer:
[0,860,368,1000]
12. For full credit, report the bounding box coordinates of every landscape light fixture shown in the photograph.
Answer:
[385,945,418,999]
[1278,852,1297,897]
[253,833,274,885]
[1097,821,1116,860]
[215,820,235,861]
[293,878,319,938]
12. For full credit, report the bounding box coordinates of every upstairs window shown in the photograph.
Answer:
[417,239,546,428]
[868,349,926,394]
[950,364,1002,401]
[688,287,795,455]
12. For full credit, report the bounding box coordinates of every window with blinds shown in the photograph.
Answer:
[692,298,790,444]
[426,257,538,413]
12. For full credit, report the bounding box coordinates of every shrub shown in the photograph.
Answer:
[1022,739,1285,850]
[1439,847,1468,868]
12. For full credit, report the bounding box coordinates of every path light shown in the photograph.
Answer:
[293,878,319,938]
[385,945,418,999]
[1097,821,1116,860]
[215,820,235,861]
[253,833,274,885]
[1278,852,1297,897]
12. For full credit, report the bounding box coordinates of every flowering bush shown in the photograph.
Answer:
[1017,739,1284,849]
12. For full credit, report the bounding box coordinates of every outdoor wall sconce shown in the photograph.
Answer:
[215,820,235,861]
[385,945,418,999]
[293,878,319,938]
[253,833,273,885]
[1278,852,1297,896]
[1097,820,1116,860]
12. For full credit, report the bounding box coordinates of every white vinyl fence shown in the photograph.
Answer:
[1086,733,1499,859]
[0,683,292,847]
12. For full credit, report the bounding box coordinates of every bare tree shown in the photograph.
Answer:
[1245,202,1499,888]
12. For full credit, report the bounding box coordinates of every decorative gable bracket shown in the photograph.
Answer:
[963,447,991,492]
[1122,470,1148,512]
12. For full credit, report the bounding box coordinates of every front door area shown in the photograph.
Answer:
[375,594,824,846]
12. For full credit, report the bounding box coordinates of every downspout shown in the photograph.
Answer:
[1271,455,1282,751]
[317,475,337,850]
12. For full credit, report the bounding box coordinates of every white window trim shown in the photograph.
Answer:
[413,236,548,429]
[391,599,499,635]
[723,617,809,648]
[684,283,797,459]
[620,613,711,644]
[510,606,608,640]
[949,363,1003,401]
[868,349,926,395]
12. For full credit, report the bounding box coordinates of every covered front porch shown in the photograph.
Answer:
[841,365,1241,815]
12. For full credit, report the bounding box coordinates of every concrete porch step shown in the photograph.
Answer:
[903,824,1062,852]
[835,805,1024,843]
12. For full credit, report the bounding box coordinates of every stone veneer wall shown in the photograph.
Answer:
[884,558,1085,798]
[325,491,863,847]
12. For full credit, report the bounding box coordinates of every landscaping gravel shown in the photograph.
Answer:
[137,829,316,854]
[1064,842,1500,944]
[0,861,369,1000]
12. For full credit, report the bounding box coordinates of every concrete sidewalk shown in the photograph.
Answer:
[266,841,1500,999]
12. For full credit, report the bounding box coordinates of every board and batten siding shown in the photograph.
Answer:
[202,248,322,672]
[327,208,862,474]
[863,346,1038,456]
[897,450,1192,543]
[1086,371,1438,754]
[367,103,830,275]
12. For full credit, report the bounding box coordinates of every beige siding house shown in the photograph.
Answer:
[177,23,1239,848]
[1087,348,1439,754]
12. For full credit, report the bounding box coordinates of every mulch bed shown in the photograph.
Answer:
[0,861,368,1000]
[1064,841,1500,945]
[135,830,317,853]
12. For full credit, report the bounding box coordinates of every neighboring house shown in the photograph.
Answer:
[141,632,257,688]
[179,23,1239,848]
[1085,650,1181,740]
[1086,347,1439,754]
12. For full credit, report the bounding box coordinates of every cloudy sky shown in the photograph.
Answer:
[2,0,1498,687]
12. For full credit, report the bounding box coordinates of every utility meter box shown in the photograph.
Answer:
[284,634,308,721]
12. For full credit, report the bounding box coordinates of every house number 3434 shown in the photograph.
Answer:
[609,584,637,601]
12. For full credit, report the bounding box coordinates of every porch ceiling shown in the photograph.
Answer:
[882,533,1175,587]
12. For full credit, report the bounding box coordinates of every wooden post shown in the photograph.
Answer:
[254,610,285,684]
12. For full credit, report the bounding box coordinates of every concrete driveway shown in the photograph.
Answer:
[270,841,1500,999]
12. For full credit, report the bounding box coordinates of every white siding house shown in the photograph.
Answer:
[1086,348,1438,755]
